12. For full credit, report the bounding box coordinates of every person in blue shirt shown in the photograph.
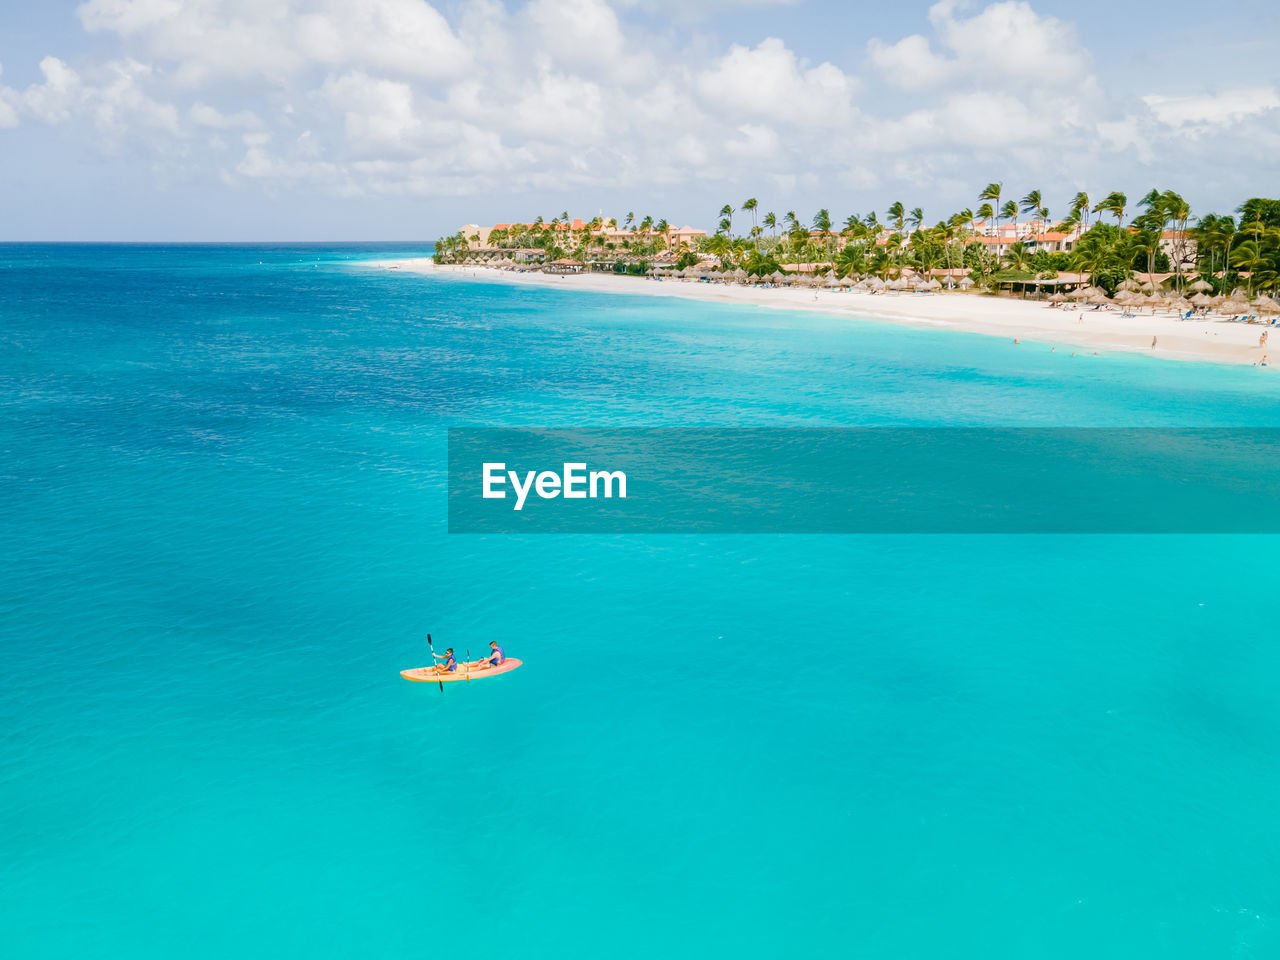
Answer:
[431,648,457,673]
[466,641,506,671]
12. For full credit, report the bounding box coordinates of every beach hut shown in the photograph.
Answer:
[958,277,975,290]
[926,277,942,292]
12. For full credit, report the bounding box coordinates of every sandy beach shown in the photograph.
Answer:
[370,258,1276,368]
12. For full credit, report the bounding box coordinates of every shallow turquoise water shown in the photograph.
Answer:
[3,245,1280,958]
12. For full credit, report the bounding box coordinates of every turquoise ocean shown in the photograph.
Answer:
[3,243,1280,958]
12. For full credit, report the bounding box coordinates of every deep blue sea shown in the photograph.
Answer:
[3,243,1280,958]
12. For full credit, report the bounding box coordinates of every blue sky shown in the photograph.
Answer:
[0,0,1277,240]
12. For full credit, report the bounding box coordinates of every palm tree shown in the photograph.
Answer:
[763,212,777,237]
[1004,241,1032,272]
[1230,239,1267,296]
[742,198,758,249]
[1071,191,1091,229]
[1195,213,1235,285]
[1094,191,1127,230]
[908,207,924,232]
[979,182,1003,233]
[706,233,732,265]
[719,204,735,239]
[887,201,905,233]
[1001,200,1019,238]
[1020,190,1042,235]
[976,203,994,235]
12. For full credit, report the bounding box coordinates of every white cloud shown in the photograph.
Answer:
[0,64,20,128]
[697,38,854,125]
[0,0,1261,215]
[1142,88,1280,128]
[867,34,952,90]
[189,102,262,129]
[320,70,420,152]
[21,57,82,124]
[296,0,470,80]
[869,0,1085,91]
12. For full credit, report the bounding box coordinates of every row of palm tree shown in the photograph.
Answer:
[699,187,1280,294]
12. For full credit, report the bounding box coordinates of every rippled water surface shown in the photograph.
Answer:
[3,244,1279,958]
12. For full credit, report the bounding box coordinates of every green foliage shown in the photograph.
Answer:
[1238,198,1280,228]
[744,249,782,276]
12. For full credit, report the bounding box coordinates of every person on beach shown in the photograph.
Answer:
[432,647,458,673]
[1261,331,1269,348]
[1152,336,1158,349]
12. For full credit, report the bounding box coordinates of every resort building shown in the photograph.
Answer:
[1160,231,1197,270]
[457,219,706,251]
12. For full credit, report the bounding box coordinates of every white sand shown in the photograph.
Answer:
[370,258,1277,368]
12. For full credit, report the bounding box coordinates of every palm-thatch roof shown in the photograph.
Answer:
[1189,279,1212,293]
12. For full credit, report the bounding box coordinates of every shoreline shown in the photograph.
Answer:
[369,258,1275,368]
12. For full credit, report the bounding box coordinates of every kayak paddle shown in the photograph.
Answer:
[427,633,443,693]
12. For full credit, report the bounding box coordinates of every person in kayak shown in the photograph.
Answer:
[464,641,506,671]
[431,648,458,673]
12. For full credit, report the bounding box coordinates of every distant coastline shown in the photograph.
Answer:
[372,257,1276,369]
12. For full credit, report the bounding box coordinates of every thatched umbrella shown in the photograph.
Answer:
[927,277,942,291]
[733,268,748,281]
[1188,292,1211,306]
[1079,285,1106,299]
[824,273,843,287]
[958,277,975,290]
[1220,298,1249,314]
[1114,290,1139,305]
[1118,278,1142,293]
[1253,295,1280,314]
[1048,291,1068,303]
[769,271,785,283]
[1189,278,1212,293]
